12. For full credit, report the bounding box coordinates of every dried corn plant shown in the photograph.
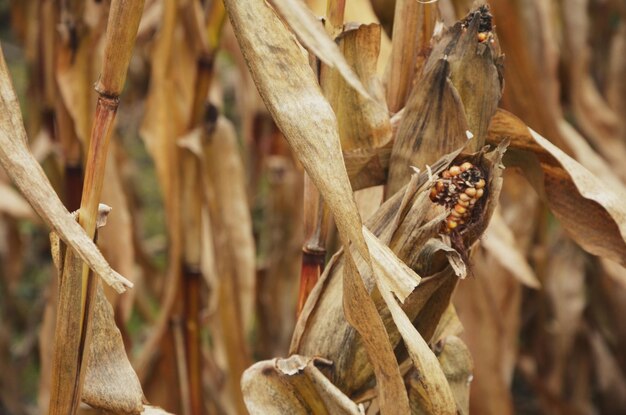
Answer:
[0,0,625,414]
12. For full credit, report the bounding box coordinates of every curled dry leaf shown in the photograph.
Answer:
[224,0,411,411]
[82,283,144,414]
[0,45,131,293]
[488,109,626,267]
[49,205,143,414]
[269,0,371,100]
[241,355,364,415]
[320,23,391,151]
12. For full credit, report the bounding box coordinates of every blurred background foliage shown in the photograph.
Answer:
[0,0,625,414]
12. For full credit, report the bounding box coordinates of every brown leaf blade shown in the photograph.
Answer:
[489,110,626,266]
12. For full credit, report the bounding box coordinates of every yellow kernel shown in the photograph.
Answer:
[458,199,469,207]
[465,187,477,197]
[476,179,486,189]
[459,193,470,201]
[476,188,484,198]
[477,32,488,42]
[454,205,467,214]
[447,219,458,229]
[449,166,461,176]
[430,187,438,200]
[450,209,462,217]
[460,162,473,171]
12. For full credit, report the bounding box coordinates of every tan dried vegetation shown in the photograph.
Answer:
[0,0,625,414]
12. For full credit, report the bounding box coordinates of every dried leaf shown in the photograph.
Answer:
[385,0,438,112]
[0,180,38,221]
[482,209,540,288]
[454,248,520,415]
[202,116,256,336]
[363,226,420,302]
[377,280,457,415]
[269,0,371,100]
[0,44,131,292]
[241,355,364,415]
[141,406,175,415]
[488,109,626,267]
[98,141,137,318]
[48,205,143,413]
[82,283,144,414]
[434,336,473,415]
[224,0,411,411]
[320,23,391,151]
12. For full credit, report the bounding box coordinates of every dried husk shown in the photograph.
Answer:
[292,144,506,405]
[386,59,469,197]
[425,5,504,147]
[224,0,415,411]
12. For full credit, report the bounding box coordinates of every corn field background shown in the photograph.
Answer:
[0,0,625,414]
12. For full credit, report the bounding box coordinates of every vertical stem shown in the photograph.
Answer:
[325,0,345,36]
[178,4,226,412]
[297,174,330,315]
[179,150,204,415]
[172,317,193,415]
[48,1,144,414]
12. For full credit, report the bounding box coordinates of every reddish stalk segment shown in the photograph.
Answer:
[298,174,330,316]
